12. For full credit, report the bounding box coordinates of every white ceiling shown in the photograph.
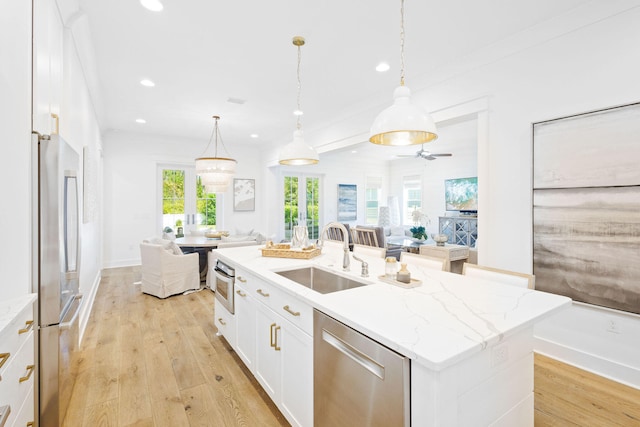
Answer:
[78,0,593,157]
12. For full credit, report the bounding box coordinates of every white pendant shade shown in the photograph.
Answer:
[279,130,319,165]
[369,85,437,146]
[195,156,237,192]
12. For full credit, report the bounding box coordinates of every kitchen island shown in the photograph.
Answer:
[212,245,571,426]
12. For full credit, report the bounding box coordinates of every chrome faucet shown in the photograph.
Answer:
[320,222,350,271]
[352,255,369,277]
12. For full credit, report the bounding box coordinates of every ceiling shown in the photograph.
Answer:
[78,0,593,158]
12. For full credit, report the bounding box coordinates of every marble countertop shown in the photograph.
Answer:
[213,246,571,371]
[0,294,37,336]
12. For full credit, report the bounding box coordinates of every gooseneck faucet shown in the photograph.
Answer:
[319,222,350,271]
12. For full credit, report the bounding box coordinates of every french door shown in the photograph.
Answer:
[158,164,222,234]
[283,174,321,241]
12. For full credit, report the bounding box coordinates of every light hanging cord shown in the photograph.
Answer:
[279,36,319,165]
[369,0,437,146]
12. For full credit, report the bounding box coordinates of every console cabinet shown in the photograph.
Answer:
[439,216,478,247]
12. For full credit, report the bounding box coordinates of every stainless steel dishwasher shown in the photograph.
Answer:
[314,309,411,426]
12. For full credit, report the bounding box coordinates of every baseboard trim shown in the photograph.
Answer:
[534,336,640,390]
[79,270,101,345]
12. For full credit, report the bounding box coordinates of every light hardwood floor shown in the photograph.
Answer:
[534,353,640,426]
[64,266,289,427]
[66,267,640,426]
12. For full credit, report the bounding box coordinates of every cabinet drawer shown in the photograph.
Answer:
[0,332,35,427]
[11,384,34,427]
[0,304,35,381]
[235,268,259,293]
[214,298,236,348]
[251,280,313,336]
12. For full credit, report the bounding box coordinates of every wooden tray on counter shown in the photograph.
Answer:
[378,275,422,289]
[261,247,322,259]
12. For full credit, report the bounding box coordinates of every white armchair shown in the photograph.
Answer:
[140,241,200,298]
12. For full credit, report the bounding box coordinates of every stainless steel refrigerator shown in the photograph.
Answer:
[32,133,83,427]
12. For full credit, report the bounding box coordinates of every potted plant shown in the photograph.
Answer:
[410,207,430,240]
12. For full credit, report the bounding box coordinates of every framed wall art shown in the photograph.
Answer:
[337,184,357,221]
[533,102,640,315]
[233,178,255,211]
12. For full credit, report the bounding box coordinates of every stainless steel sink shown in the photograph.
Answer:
[276,267,368,294]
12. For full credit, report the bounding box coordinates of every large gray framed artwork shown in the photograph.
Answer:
[533,102,640,315]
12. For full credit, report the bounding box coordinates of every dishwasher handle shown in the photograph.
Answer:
[322,329,385,380]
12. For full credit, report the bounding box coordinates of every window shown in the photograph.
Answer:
[283,174,321,241]
[365,176,382,225]
[159,165,221,233]
[403,175,422,225]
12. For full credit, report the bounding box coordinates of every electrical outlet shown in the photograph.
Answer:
[491,344,509,367]
[606,319,620,334]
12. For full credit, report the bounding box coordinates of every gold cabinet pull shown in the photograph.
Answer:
[283,305,300,317]
[19,365,35,383]
[217,318,226,326]
[236,290,247,297]
[257,289,270,298]
[269,323,276,348]
[0,352,9,369]
[237,276,247,283]
[27,422,35,427]
[18,320,34,335]
[274,326,281,351]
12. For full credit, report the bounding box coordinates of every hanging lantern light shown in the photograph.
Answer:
[279,36,319,165]
[369,0,438,146]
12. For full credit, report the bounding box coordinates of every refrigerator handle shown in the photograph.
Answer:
[60,294,83,331]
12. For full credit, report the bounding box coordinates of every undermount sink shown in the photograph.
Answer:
[276,266,369,294]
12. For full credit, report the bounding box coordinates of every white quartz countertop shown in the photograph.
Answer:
[214,246,571,371]
[0,294,37,336]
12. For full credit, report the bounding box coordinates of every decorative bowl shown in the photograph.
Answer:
[431,234,449,246]
[205,230,229,239]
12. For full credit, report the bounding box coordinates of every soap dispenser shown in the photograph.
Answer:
[396,263,411,283]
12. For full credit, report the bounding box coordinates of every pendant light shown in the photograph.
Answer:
[279,36,319,165]
[369,0,437,146]
[195,115,237,193]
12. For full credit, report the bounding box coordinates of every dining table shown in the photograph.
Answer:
[175,236,221,281]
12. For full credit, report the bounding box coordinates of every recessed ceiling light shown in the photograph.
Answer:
[140,79,155,87]
[293,109,304,116]
[250,134,259,138]
[136,119,146,124]
[376,62,390,72]
[351,150,358,154]
[140,0,163,11]
[227,97,247,105]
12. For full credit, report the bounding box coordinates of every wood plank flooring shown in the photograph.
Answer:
[64,266,289,427]
[534,353,640,426]
[66,267,640,426]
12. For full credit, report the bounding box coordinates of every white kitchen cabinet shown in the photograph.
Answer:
[33,0,64,135]
[214,297,235,348]
[0,295,37,427]
[234,273,256,372]
[254,303,313,427]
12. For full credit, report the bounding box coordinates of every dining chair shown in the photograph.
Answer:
[353,244,386,259]
[351,227,380,247]
[400,252,446,271]
[462,263,535,289]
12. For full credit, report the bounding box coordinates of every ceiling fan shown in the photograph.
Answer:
[396,144,453,160]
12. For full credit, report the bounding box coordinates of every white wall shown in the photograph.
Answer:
[102,132,266,268]
[0,0,32,300]
[295,6,640,387]
[388,116,478,237]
